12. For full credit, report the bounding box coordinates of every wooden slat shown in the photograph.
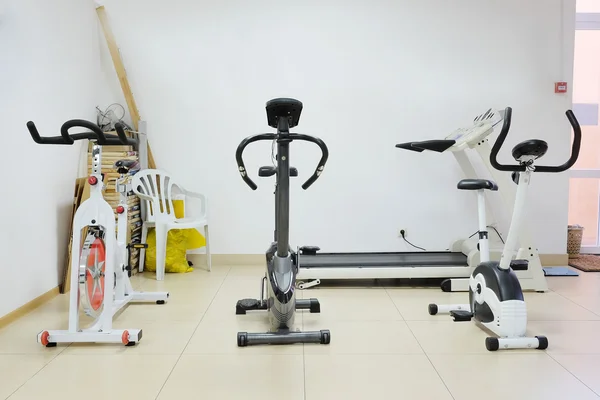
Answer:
[96,6,140,129]
[147,146,156,169]
[96,5,156,169]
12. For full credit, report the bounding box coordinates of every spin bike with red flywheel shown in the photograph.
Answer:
[27,119,169,347]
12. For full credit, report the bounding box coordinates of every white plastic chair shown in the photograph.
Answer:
[131,169,211,280]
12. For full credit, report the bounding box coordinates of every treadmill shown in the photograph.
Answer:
[296,109,507,291]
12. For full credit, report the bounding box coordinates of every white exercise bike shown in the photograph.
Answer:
[429,108,582,351]
[27,119,169,346]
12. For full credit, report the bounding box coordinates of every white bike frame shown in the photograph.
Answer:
[38,140,168,346]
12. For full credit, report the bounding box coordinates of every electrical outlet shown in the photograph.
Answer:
[399,229,407,238]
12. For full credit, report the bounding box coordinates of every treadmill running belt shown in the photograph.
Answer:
[299,252,468,268]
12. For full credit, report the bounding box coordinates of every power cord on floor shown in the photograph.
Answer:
[400,230,427,251]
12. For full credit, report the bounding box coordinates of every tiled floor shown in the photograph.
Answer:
[2,264,600,399]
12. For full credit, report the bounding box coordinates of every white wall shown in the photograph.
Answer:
[0,0,103,318]
[98,0,575,255]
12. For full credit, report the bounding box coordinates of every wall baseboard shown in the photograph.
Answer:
[188,254,264,266]
[0,286,60,330]
[190,253,571,267]
[540,253,569,266]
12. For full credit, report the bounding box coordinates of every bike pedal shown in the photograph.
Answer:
[236,298,267,315]
[509,259,529,271]
[299,246,320,255]
[309,298,321,313]
[450,310,473,322]
[128,243,148,249]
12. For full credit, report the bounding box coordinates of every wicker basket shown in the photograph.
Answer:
[567,225,584,258]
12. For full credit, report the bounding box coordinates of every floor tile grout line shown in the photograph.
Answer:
[383,286,457,400]
[5,350,64,399]
[4,323,77,398]
[299,282,311,400]
[154,266,232,400]
[545,352,600,398]
[298,289,307,400]
[302,331,307,400]
[548,288,600,318]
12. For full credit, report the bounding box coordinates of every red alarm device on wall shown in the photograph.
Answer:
[555,82,568,93]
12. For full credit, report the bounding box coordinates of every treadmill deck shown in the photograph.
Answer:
[299,251,468,268]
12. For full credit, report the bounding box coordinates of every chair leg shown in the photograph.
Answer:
[155,224,168,281]
[139,224,148,273]
[204,225,212,272]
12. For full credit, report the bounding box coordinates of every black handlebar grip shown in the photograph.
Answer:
[535,110,582,173]
[26,121,72,144]
[235,133,277,190]
[301,168,322,190]
[27,119,137,146]
[288,134,329,190]
[565,109,583,169]
[239,164,258,190]
[61,120,134,146]
[235,139,257,190]
[60,119,106,143]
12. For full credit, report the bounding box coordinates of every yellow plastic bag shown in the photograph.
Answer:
[144,229,193,273]
[143,199,206,274]
[172,199,206,250]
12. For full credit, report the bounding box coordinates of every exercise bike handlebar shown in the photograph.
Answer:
[235,133,329,190]
[236,133,277,190]
[489,107,582,173]
[27,119,135,146]
[291,134,329,190]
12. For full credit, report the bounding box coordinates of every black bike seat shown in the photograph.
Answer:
[258,166,298,177]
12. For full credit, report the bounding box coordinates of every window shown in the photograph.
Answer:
[568,178,599,246]
[568,8,600,252]
[577,0,600,13]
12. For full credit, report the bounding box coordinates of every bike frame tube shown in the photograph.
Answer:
[276,117,291,257]
[499,169,531,270]
[273,180,278,243]
[476,190,490,263]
